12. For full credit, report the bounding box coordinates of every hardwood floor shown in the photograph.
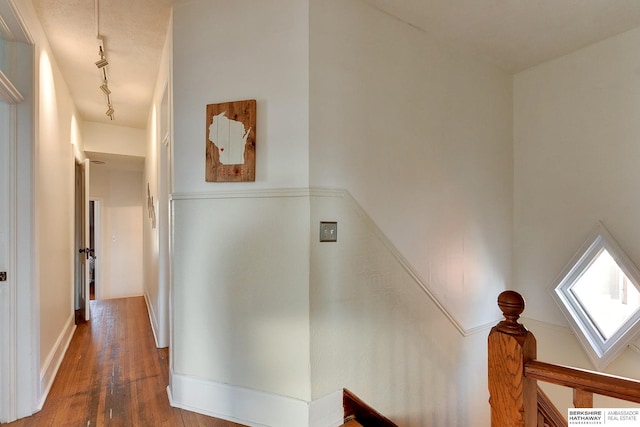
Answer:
[5,297,245,427]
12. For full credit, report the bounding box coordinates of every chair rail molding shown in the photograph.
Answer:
[170,187,500,336]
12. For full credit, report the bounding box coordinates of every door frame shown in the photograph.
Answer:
[0,1,37,420]
[74,155,91,321]
[90,198,102,300]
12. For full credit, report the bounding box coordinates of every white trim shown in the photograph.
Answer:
[38,315,75,410]
[549,222,640,370]
[156,109,171,348]
[0,13,10,38]
[521,316,574,335]
[2,0,33,44]
[143,292,162,348]
[309,390,344,427]
[0,70,23,104]
[168,372,343,427]
[331,188,499,336]
[73,144,86,163]
[171,188,313,201]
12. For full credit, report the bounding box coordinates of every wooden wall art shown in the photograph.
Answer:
[205,99,256,182]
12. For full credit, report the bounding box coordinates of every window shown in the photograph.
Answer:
[550,223,640,370]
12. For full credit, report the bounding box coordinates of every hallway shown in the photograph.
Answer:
[5,297,245,426]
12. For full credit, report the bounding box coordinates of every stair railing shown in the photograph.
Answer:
[488,290,640,427]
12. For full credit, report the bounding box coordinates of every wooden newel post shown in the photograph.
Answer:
[488,291,538,427]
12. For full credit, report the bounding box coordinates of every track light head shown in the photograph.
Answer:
[95,57,109,68]
[100,83,111,95]
[105,105,114,117]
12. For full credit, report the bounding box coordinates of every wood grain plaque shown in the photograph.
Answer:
[205,99,256,182]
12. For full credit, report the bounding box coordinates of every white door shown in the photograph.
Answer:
[74,159,91,321]
[0,97,11,424]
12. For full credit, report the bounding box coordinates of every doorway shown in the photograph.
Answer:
[74,162,87,323]
[89,199,102,300]
[74,158,91,323]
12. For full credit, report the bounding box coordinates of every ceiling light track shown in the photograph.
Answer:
[95,0,114,120]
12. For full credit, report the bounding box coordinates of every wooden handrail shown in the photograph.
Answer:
[488,290,640,427]
[343,389,398,426]
[525,360,640,404]
[537,386,568,427]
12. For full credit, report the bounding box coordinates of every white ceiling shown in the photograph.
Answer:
[32,0,173,129]
[85,151,144,171]
[31,0,640,130]
[362,0,640,73]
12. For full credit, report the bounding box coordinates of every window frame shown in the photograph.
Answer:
[549,222,640,370]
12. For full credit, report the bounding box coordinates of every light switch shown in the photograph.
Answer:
[320,221,338,242]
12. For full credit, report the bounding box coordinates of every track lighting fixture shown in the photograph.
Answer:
[100,82,111,95]
[95,44,108,68]
[95,35,114,120]
[95,57,108,69]
[95,2,114,121]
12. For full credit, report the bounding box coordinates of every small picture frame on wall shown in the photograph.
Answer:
[205,99,256,182]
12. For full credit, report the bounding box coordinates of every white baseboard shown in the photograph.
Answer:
[168,372,343,427]
[309,389,343,427]
[38,314,76,409]
[143,292,165,348]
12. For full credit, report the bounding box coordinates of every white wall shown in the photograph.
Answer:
[172,194,311,399]
[309,0,513,331]
[514,25,640,408]
[83,121,146,157]
[3,0,83,417]
[82,121,145,301]
[169,0,513,424]
[310,192,491,426]
[170,1,313,421]
[36,40,78,374]
[172,0,309,193]
[143,15,172,348]
[90,163,144,300]
[307,1,513,424]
